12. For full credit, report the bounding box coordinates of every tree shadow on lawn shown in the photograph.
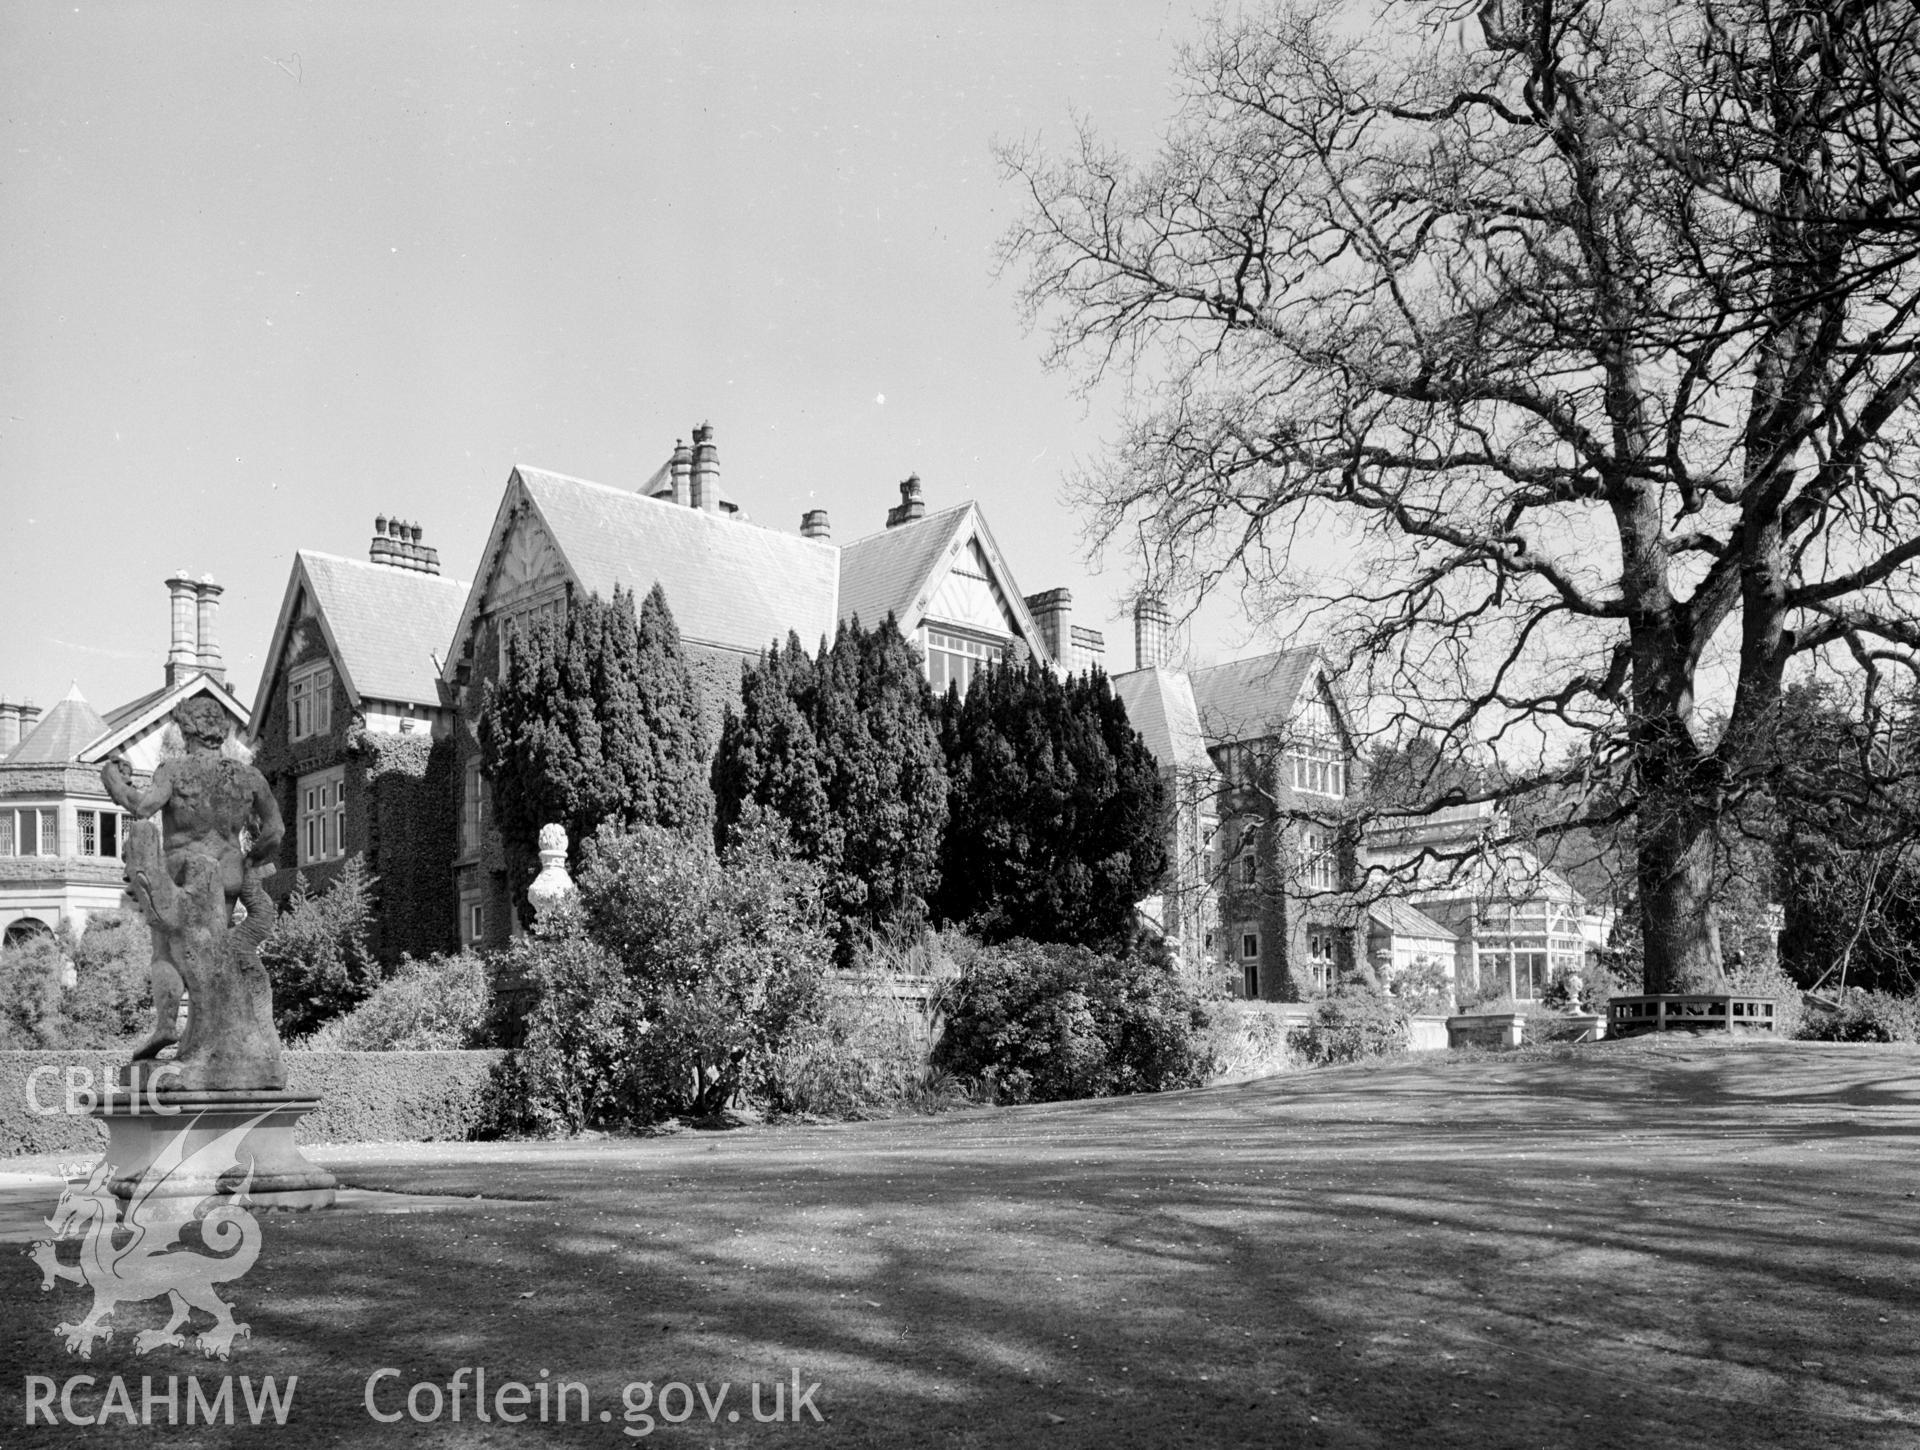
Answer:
[7,1043,1920,1448]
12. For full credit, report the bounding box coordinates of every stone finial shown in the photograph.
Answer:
[528,823,577,922]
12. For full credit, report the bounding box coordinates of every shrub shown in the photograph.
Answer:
[1727,953,1808,1039]
[302,952,491,1051]
[764,970,952,1118]
[1287,987,1410,1067]
[494,817,835,1133]
[1800,988,1920,1044]
[1202,1001,1294,1081]
[934,938,1210,1104]
[0,913,152,1050]
[1383,955,1454,1015]
[261,857,382,1039]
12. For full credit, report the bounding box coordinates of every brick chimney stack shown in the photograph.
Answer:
[1134,595,1173,671]
[1024,588,1072,665]
[195,576,225,685]
[690,423,720,512]
[670,439,693,507]
[800,508,831,540]
[368,516,442,575]
[166,571,199,686]
[885,474,926,528]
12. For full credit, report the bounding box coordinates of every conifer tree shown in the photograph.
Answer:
[714,633,831,858]
[937,660,1167,949]
[482,584,712,913]
[633,583,714,836]
[713,615,947,948]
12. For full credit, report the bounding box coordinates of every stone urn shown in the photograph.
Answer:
[526,822,577,923]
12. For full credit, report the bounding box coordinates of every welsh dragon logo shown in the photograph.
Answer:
[28,1113,267,1360]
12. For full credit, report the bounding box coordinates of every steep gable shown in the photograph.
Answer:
[447,466,840,670]
[837,504,1054,660]
[84,676,250,771]
[251,552,470,728]
[1188,649,1321,743]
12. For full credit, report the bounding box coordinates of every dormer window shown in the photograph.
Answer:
[289,662,334,741]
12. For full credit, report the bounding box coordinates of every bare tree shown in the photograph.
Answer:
[1001,0,1920,992]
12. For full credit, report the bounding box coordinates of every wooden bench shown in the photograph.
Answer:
[1607,994,1777,1037]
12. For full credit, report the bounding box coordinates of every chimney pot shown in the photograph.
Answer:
[0,703,18,756]
[800,508,832,540]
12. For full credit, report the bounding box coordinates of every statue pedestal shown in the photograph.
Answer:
[92,1085,337,1211]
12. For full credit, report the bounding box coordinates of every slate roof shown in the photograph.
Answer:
[1188,648,1322,744]
[298,552,472,705]
[98,683,172,734]
[514,467,839,655]
[1111,668,1214,775]
[1368,897,1458,942]
[4,685,108,764]
[836,504,974,635]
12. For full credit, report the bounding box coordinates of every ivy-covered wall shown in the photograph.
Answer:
[253,614,460,963]
[351,727,459,962]
[253,614,357,904]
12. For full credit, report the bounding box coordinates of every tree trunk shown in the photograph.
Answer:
[1634,800,1724,995]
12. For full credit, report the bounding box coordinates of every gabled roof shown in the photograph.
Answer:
[446,466,841,672]
[252,551,471,726]
[1368,897,1458,942]
[837,504,973,633]
[836,503,1056,659]
[1111,668,1215,776]
[4,685,108,764]
[82,674,251,764]
[1188,648,1324,744]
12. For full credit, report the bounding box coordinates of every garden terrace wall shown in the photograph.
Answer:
[0,1050,505,1157]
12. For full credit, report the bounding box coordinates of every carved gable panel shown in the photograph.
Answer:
[485,512,567,613]
[923,534,1018,638]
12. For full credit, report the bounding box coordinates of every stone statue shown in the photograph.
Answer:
[101,697,287,1090]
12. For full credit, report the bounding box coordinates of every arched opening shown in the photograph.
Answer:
[3,917,54,950]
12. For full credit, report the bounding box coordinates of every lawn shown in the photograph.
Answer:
[5,1036,1919,1448]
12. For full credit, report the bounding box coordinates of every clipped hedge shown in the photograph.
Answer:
[288,1051,506,1144]
[0,1049,506,1158]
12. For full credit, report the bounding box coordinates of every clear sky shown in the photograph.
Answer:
[1,0,1236,719]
